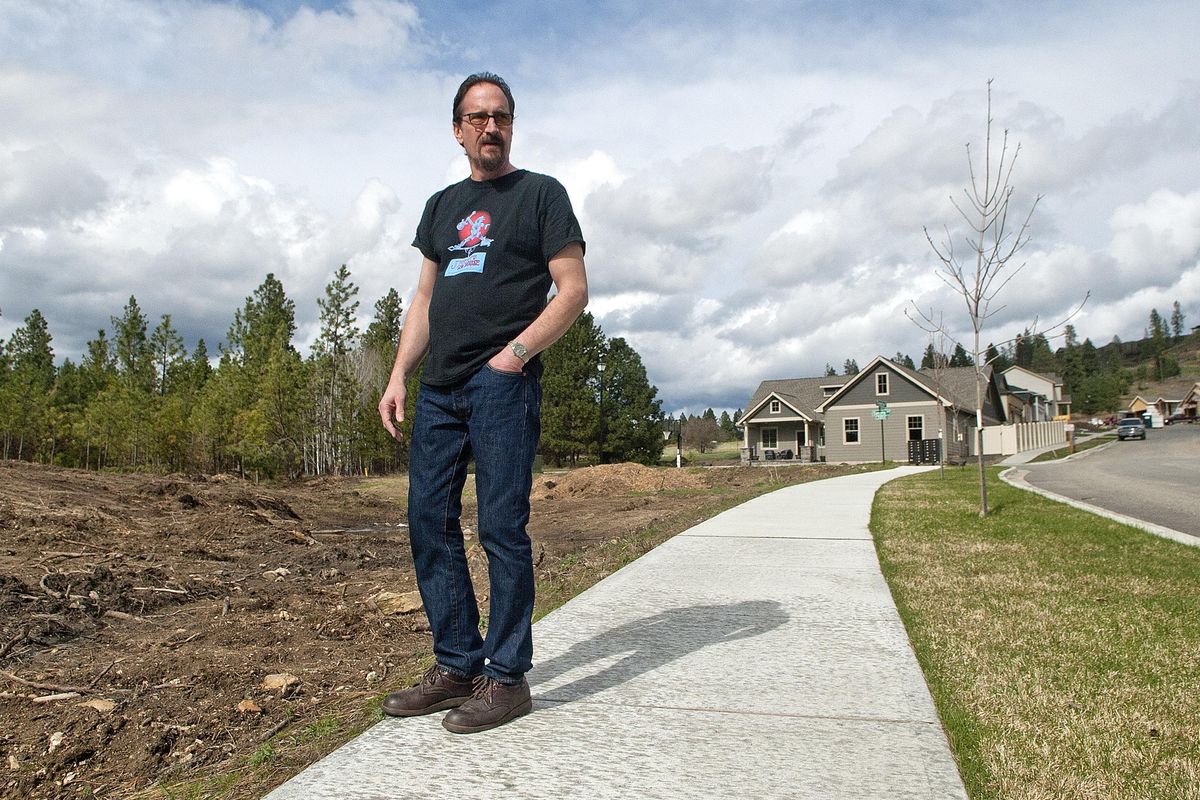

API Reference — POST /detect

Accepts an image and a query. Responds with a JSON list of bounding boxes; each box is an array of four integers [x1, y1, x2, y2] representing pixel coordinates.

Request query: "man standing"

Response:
[[377, 72, 587, 734]]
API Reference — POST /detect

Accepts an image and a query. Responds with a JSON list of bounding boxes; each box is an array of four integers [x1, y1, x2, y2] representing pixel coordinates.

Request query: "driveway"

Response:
[[1009, 423, 1198, 538]]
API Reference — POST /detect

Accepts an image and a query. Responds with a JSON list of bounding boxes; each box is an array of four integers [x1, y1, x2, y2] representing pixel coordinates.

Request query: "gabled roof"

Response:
[[1002, 364, 1062, 388], [744, 376, 847, 422], [816, 356, 1002, 422], [924, 364, 998, 412]]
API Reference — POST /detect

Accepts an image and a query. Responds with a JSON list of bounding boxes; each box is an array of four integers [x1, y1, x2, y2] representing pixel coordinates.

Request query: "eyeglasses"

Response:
[[459, 111, 514, 130]]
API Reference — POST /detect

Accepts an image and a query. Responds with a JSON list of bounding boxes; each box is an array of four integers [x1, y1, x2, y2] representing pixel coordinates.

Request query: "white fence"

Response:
[[980, 420, 1067, 456]]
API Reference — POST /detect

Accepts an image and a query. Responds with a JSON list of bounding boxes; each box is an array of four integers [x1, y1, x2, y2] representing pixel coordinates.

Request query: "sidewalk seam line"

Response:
[[532, 698, 935, 726]]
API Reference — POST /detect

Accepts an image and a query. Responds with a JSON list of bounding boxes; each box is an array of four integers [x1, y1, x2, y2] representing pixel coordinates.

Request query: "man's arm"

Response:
[[487, 242, 589, 372], [378, 257, 438, 441]]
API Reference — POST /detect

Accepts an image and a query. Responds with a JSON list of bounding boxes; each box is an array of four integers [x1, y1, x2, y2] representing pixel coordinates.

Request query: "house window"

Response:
[[876, 373, 889, 395], [844, 418, 860, 444], [761, 428, 778, 449], [907, 415, 924, 442], [770, 400, 780, 414], [822, 385, 838, 396]]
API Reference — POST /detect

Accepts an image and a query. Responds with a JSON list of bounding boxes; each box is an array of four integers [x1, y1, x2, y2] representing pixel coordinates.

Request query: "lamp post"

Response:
[[597, 361, 606, 465]]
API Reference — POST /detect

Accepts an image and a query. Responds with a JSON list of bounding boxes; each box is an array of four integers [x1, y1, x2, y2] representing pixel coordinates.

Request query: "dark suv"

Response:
[[1116, 418, 1146, 440]]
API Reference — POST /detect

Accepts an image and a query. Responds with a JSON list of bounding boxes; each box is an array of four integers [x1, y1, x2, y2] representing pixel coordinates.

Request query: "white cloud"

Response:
[[1, 0, 1199, 412]]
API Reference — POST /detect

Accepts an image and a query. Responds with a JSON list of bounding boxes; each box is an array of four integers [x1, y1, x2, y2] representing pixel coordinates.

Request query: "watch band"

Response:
[[508, 340, 530, 364]]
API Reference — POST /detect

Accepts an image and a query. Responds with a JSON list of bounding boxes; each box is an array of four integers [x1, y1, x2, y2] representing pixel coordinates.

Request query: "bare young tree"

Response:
[[908, 80, 1084, 516]]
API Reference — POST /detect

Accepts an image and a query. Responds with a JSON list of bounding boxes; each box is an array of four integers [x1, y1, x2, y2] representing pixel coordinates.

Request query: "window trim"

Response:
[[875, 372, 889, 396], [843, 417, 860, 445], [761, 427, 778, 449], [906, 414, 924, 442], [769, 399, 781, 414]]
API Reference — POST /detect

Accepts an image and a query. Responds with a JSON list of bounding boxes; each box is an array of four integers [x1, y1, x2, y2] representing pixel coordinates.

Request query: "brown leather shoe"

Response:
[[441, 676, 532, 734], [381, 665, 475, 717]]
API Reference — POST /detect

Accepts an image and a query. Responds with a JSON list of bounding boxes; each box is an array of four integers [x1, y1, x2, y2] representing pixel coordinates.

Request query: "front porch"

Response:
[[740, 444, 823, 464]]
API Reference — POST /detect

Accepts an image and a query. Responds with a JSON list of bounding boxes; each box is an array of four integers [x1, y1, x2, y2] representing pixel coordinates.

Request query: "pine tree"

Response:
[[226, 274, 298, 382], [920, 344, 941, 369], [312, 264, 361, 475], [949, 343, 974, 367], [1148, 308, 1171, 381], [541, 312, 604, 466], [1170, 301, 1185, 341], [361, 289, 409, 473], [984, 342, 1011, 372], [718, 410, 736, 439], [363, 289, 403, 355], [598, 337, 663, 465], [149, 314, 186, 396], [0, 310, 56, 459], [824, 363, 837, 377], [81, 330, 116, 399], [111, 296, 154, 394], [842, 358, 859, 375]]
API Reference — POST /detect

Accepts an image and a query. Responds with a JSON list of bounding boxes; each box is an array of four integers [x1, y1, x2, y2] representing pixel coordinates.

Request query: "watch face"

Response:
[[511, 342, 528, 359]]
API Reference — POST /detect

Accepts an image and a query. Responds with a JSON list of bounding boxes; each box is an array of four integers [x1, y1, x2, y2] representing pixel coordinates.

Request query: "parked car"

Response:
[[1165, 413, 1194, 425], [1116, 418, 1146, 440]]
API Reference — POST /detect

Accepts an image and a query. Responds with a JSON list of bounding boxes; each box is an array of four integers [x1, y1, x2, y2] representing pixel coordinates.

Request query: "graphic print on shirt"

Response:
[[446, 210, 492, 276]]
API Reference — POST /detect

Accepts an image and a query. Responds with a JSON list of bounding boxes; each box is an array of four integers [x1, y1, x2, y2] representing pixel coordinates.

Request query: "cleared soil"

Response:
[[0, 459, 874, 799]]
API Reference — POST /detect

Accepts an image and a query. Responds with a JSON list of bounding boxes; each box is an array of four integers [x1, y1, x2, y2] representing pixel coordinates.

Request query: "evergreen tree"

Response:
[[312, 264, 361, 475], [226, 273, 297, 381], [1149, 308, 1172, 381], [892, 351, 916, 369], [111, 296, 154, 393], [718, 410, 736, 439], [920, 344, 940, 369], [360, 289, 409, 473], [540, 312, 604, 466], [8, 309, 55, 390], [363, 289, 403, 356], [949, 343, 974, 367], [1170, 300, 1185, 341], [1026, 333, 1055, 373], [0, 310, 56, 459], [842, 358, 859, 376], [81, 330, 116, 399], [597, 337, 663, 465], [824, 363, 837, 377], [149, 314, 186, 396], [984, 342, 1012, 372], [184, 339, 213, 394]]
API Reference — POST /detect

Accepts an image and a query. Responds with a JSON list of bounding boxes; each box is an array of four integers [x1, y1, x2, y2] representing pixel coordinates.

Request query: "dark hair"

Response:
[[452, 72, 515, 122]]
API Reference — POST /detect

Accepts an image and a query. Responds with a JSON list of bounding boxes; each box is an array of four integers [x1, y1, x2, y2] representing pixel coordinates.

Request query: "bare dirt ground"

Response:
[[0, 459, 875, 799]]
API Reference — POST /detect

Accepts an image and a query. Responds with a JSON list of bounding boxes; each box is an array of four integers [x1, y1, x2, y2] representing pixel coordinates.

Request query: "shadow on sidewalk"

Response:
[[530, 600, 789, 703]]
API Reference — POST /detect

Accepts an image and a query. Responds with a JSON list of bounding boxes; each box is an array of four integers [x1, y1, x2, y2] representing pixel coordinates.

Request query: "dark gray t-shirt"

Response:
[[413, 169, 585, 386]]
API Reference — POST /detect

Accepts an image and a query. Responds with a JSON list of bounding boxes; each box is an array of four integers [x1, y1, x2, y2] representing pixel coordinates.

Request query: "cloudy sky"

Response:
[[3, 1, 1198, 413]]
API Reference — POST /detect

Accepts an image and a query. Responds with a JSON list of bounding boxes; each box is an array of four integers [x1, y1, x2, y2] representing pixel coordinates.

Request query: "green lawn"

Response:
[[1028, 432, 1116, 462], [871, 468, 1200, 800]]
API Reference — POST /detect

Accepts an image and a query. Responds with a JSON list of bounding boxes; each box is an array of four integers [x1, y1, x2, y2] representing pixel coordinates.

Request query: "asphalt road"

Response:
[[1014, 423, 1199, 538]]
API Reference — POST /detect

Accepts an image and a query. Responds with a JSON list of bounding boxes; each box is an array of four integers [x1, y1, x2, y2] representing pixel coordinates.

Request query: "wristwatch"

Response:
[[508, 340, 530, 364]]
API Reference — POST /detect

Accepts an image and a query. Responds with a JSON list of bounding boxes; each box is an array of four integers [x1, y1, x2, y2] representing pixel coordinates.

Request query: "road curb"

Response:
[[1000, 467, 1198, 549]]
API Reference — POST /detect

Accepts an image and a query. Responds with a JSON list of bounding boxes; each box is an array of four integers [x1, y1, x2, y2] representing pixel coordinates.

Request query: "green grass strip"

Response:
[[871, 467, 1200, 800]]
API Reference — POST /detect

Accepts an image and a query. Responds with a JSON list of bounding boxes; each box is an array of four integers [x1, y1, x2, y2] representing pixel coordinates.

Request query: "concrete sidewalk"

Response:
[[265, 466, 965, 800]]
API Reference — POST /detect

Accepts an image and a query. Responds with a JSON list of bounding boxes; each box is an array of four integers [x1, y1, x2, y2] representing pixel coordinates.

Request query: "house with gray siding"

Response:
[[741, 356, 1008, 464], [739, 376, 847, 462]]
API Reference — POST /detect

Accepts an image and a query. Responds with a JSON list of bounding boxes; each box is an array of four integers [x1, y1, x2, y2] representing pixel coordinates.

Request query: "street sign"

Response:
[[872, 409, 891, 420]]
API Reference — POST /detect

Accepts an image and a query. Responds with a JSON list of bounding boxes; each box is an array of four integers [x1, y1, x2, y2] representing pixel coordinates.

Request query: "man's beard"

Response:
[[474, 139, 506, 172]]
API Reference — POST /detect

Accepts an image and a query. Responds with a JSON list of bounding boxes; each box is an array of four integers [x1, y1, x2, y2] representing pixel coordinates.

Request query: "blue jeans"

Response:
[[407, 362, 541, 684]]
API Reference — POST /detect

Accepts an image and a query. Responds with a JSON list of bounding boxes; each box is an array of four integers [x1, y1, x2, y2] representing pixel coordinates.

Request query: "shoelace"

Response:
[[468, 674, 496, 700], [417, 664, 444, 687]]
